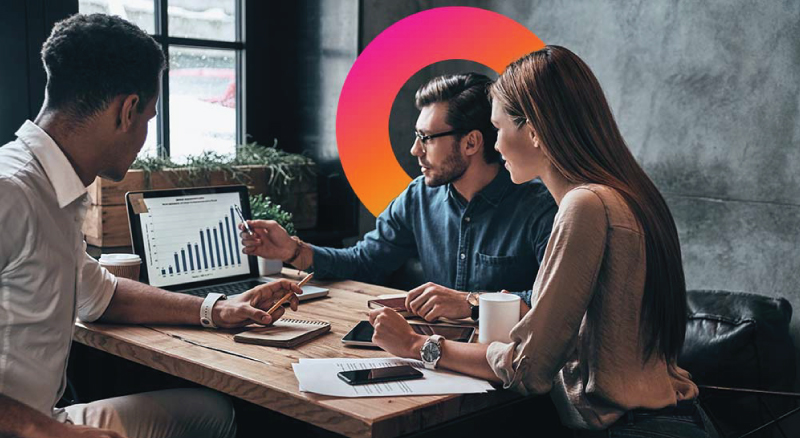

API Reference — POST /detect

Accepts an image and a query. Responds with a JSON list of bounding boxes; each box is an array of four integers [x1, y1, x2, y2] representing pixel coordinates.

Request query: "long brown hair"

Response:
[[490, 45, 686, 363]]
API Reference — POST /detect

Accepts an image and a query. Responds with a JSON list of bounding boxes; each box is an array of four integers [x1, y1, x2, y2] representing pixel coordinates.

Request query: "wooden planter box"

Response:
[[83, 165, 317, 247]]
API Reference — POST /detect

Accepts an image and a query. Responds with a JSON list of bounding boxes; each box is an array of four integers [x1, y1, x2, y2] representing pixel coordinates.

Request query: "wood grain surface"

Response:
[[73, 269, 520, 438]]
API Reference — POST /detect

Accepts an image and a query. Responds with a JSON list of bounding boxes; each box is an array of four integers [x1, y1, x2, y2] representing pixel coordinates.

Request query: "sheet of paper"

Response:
[[292, 357, 494, 397]]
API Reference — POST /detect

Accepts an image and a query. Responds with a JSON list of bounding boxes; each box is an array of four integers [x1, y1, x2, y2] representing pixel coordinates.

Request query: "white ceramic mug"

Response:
[[478, 293, 521, 344], [99, 253, 142, 281]]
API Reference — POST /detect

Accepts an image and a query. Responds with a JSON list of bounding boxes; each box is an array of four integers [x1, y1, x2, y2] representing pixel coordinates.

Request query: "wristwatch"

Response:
[[466, 292, 480, 321], [421, 334, 444, 369], [200, 293, 227, 328]]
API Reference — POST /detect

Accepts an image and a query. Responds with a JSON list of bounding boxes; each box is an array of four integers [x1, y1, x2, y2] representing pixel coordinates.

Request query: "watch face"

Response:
[[467, 293, 480, 307], [421, 341, 441, 362]]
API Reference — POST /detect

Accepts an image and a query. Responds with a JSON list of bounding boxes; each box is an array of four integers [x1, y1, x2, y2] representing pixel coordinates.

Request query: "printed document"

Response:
[[292, 357, 494, 397]]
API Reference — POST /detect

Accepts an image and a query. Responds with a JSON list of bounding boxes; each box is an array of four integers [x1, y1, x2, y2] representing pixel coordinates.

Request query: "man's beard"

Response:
[[423, 149, 468, 187]]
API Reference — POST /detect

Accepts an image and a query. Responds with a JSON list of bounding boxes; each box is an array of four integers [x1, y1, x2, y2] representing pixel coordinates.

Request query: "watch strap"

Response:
[[467, 292, 480, 321], [201, 293, 227, 328]]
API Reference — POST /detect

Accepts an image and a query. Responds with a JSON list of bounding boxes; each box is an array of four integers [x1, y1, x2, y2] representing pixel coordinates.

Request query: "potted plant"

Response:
[[83, 141, 317, 247], [249, 193, 296, 276]]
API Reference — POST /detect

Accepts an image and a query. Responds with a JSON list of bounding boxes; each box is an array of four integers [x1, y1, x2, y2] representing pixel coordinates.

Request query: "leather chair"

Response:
[[679, 290, 799, 438]]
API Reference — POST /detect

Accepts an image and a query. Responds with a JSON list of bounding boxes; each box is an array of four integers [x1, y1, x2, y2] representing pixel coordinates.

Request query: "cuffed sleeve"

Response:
[[486, 188, 608, 394], [487, 341, 532, 393], [76, 249, 117, 322]]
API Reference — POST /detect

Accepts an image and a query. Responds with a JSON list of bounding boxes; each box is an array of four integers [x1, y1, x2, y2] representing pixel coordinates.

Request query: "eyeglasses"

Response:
[[414, 130, 459, 145]]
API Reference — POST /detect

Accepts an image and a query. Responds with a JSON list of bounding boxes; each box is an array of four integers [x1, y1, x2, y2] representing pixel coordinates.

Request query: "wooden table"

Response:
[[73, 269, 522, 438]]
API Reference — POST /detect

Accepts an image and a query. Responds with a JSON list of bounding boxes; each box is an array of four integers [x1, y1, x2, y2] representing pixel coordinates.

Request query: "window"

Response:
[[78, 0, 244, 162]]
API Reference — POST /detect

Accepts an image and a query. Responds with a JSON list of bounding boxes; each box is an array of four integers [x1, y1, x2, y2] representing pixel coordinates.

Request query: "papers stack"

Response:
[[292, 357, 495, 397]]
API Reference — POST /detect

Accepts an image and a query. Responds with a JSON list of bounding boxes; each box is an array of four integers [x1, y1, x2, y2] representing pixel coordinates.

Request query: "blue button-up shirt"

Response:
[[311, 168, 557, 305]]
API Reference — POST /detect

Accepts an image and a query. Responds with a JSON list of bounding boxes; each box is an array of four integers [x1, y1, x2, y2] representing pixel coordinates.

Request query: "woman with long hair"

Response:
[[370, 46, 717, 437]]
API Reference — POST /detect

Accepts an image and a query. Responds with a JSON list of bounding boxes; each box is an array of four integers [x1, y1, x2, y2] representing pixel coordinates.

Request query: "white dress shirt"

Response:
[[0, 120, 117, 420]]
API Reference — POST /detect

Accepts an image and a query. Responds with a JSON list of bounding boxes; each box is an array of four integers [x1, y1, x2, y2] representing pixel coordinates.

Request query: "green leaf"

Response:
[[248, 194, 295, 236], [130, 140, 315, 196]]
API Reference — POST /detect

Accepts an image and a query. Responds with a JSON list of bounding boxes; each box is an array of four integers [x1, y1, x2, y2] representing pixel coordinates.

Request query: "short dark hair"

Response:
[[415, 73, 499, 163], [41, 13, 166, 119]]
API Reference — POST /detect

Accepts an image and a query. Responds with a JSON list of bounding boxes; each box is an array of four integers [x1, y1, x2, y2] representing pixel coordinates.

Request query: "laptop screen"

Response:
[[126, 186, 256, 289]]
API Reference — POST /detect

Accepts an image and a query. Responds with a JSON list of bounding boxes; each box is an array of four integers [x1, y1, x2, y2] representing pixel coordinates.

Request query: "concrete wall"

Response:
[[360, 1, 800, 345], [0, 1, 76, 144], [246, 1, 362, 245]]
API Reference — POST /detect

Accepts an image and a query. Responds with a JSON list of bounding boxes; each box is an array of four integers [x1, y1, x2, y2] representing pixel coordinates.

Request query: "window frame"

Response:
[[152, 0, 246, 157]]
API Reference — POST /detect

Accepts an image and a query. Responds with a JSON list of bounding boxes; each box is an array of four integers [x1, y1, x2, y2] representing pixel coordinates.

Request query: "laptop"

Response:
[[125, 185, 328, 301]]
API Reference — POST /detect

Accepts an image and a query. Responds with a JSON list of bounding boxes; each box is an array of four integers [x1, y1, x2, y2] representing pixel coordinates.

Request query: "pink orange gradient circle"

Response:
[[336, 7, 544, 216]]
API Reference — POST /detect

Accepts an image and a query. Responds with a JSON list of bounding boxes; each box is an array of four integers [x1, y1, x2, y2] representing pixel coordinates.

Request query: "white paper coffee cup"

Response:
[[258, 257, 283, 276], [478, 293, 521, 344], [99, 254, 141, 281]]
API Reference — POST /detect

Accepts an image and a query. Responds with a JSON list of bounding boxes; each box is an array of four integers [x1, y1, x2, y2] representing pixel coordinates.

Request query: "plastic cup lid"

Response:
[[99, 253, 141, 266]]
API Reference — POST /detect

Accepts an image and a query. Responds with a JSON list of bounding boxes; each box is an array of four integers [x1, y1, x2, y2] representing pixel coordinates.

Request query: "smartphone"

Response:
[[337, 365, 424, 385]]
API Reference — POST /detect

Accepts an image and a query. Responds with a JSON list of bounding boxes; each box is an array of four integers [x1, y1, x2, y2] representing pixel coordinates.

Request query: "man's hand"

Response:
[[239, 220, 295, 261], [369, 308, 426, 358], [405, 282, 471, 321], [212, 279, 302, 327]]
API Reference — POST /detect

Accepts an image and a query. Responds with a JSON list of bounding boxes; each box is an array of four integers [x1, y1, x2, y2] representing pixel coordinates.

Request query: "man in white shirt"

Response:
[[0, 14, 301, 438]]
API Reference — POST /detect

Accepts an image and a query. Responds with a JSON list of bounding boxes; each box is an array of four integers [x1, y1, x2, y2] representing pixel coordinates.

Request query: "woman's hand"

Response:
[[369, 308, 427, 358]]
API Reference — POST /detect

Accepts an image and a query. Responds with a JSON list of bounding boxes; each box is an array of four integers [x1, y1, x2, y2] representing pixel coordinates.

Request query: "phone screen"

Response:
[[337, 365, 423, 385]]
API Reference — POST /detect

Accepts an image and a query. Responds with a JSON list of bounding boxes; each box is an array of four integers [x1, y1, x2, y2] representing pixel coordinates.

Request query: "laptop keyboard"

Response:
[[180, 279, 266, 297]]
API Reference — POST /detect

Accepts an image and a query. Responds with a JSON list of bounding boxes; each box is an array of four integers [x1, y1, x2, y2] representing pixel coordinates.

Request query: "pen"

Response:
[[266, 273, 314, 315], [234, 204, 254, 235]]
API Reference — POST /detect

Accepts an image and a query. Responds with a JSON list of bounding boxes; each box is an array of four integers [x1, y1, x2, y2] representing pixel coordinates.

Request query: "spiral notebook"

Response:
[[233, 318, 331, 348]]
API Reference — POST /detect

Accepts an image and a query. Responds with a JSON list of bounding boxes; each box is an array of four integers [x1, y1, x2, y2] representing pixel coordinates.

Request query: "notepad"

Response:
[[233, 318, 331, 348]]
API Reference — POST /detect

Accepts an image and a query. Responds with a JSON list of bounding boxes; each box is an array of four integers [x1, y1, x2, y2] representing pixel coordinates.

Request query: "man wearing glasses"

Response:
[[242, 73, 557, 321]]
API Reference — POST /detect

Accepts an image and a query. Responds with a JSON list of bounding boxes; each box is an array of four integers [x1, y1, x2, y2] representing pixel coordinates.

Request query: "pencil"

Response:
[[266, 272, 314, 315]]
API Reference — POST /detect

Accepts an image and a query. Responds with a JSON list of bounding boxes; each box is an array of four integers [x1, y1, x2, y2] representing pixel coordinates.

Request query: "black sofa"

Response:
[[679, 289, 798, 438]]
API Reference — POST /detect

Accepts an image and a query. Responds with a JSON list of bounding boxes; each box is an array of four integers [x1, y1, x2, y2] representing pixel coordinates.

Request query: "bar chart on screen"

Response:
[[137, 192, 251, 287]]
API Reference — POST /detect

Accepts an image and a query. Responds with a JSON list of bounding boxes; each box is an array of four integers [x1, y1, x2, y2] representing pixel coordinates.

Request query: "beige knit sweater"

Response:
[[486, 184, 698, 430]]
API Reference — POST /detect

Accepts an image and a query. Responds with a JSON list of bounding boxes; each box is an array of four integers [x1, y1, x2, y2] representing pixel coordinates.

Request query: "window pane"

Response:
[[169, 47, 236, 162], [78, 0, 155, 34], [138, 116, 159, 158], [168, 0, 235, 42]]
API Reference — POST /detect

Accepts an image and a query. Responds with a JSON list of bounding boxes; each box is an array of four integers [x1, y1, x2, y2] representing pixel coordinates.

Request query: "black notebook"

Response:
[[233, 318, 331, 348]]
